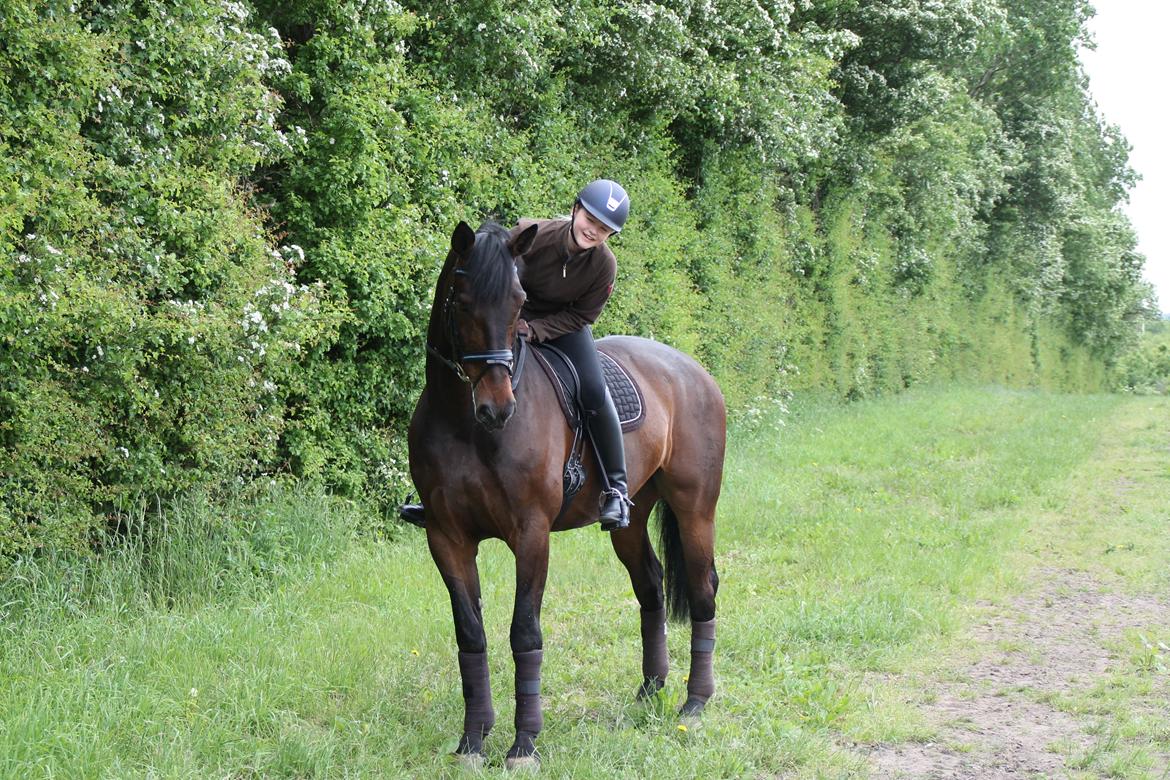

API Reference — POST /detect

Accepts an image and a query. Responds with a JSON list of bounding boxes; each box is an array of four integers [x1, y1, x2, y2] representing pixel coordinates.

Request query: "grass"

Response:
[[2, 385, 1166, 778], [1014, 396, 1170, 778]]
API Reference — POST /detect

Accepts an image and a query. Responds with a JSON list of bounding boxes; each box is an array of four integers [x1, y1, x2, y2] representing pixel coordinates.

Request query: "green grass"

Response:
[[2, 386, 1166, 778], [1015, 397, 1170, 778]]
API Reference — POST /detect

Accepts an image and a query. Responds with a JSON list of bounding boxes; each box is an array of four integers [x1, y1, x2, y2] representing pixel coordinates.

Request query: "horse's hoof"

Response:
[[451, 751, 486, 770], [504, 754, 540, 772], [636, 676, 665, 701], [679, 696, 707, 721]]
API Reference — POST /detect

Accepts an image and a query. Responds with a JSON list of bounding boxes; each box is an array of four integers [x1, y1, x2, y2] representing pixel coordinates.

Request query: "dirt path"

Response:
[[863, 398, 1170, 779], [866, 568, 1168, 778]]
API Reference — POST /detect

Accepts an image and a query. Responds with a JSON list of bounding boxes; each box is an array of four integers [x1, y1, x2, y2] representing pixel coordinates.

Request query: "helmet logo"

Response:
[[605, 184, 628, 212]]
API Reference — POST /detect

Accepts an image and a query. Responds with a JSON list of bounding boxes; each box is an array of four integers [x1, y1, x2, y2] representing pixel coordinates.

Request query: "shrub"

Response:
[[1, 0, 334, 554]]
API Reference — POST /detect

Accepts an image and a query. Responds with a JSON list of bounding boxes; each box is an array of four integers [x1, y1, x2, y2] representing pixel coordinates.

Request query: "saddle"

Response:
[[530, 343, 645, 432], [518, 339, 646, 501]]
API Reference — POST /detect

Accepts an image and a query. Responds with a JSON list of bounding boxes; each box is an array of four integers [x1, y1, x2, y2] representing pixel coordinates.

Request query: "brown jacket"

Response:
[[509, 218, 616, 343]]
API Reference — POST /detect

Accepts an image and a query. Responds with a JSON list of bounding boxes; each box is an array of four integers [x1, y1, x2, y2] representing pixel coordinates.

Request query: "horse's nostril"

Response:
[[475, 404, 498, 427]]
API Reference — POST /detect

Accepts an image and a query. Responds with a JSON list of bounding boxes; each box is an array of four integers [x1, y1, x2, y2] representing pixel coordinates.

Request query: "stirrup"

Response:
[[598, 489, 632, 532]]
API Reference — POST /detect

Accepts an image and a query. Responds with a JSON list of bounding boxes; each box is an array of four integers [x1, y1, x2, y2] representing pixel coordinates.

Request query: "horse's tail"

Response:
[[656, 501, 690, 623]]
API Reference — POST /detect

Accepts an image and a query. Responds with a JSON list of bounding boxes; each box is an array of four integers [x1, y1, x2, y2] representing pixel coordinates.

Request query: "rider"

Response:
[[401, 178, 633, 531]]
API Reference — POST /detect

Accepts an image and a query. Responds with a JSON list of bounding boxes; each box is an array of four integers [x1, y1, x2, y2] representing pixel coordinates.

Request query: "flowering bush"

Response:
[[1, 0, 334, 554]]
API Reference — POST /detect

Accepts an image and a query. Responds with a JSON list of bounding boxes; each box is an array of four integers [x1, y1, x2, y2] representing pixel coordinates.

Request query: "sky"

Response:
[[1080, 2, 1170, 315]]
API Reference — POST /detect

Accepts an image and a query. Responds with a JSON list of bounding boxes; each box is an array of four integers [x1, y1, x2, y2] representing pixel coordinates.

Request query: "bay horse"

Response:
[[407, 220, 725, 769]]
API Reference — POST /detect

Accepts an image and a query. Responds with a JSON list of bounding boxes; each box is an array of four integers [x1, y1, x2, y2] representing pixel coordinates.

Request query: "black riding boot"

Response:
[[588, 390, 631, 531], [399, 499, 426, 528]]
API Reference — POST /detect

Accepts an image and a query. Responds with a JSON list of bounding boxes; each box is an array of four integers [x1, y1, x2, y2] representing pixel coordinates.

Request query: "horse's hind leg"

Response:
[[674, 500, 718, 718], [611, 482, 669, 700], [655, 482, 720, 718], [426, 528, 493, 765]]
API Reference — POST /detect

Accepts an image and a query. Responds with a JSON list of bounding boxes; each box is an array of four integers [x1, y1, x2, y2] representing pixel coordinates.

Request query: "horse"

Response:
[[407, 220, 725, 769]]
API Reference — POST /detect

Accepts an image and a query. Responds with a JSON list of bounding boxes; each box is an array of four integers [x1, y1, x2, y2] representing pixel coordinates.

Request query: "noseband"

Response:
[[427, 268, 517, 388]]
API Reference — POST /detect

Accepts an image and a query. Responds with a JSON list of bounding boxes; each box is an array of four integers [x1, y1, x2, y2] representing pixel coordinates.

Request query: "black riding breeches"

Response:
[[544, 326, 606, 413]]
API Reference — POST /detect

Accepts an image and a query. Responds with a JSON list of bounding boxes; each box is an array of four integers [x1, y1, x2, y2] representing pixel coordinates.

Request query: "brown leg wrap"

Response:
[[457, 651, 495, 746], [513, 649, 543, 738], [686, 618, 716, 704], [640, 607, 669, 684]]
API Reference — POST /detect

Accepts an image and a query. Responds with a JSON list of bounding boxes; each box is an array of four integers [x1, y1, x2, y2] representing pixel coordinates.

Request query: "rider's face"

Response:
[[570, 204, 615, 251]]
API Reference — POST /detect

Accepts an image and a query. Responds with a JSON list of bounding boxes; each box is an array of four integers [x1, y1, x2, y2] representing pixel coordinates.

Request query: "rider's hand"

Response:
[[517, 319, 531, 340]]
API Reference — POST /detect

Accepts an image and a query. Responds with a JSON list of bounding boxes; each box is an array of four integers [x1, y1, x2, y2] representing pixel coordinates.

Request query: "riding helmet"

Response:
[[576, 178, 629, 233]]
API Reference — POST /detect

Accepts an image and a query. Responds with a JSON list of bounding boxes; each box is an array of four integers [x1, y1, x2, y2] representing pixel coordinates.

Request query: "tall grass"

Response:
[[0, 386, 1142, 778], [1, 485, 369, 779], [3, 486, 362, 622]]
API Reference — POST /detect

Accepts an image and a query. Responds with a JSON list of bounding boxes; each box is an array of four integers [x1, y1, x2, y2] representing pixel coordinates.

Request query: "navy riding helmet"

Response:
[[576, 179, 630, 233]]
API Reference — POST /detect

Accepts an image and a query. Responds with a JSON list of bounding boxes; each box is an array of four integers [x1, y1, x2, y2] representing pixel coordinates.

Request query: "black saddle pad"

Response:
[[600, 351, 644, 431], [530, 343, 646, 433]]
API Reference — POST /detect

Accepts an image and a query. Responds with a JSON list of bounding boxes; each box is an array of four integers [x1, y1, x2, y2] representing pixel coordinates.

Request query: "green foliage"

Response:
[[1, 0, 1153, 556], [956, 0, 1145, 356], [1112, 325, 1170, 394], [247, 0, 564, 510], [799, 0, 999, 136], [1, 0, 334, 554]]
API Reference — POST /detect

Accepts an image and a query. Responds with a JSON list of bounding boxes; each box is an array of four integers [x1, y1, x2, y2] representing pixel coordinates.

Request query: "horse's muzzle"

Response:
[[475, 399, 515, 431], [471, 367, 517, 431]]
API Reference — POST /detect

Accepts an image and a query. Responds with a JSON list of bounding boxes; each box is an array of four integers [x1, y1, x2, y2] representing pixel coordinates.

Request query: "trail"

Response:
[[867, 571, 1168, 778], [864, 398, 1170, 779]]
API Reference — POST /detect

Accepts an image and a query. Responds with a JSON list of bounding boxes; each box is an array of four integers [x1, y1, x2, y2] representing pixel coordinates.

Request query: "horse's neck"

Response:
[[426, 258, 455, 351], [422, 345, 471, 412], [424, 253, 463, 375]]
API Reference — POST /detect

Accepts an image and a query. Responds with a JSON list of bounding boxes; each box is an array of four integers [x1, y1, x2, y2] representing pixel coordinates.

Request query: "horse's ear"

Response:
[[508, 223, 539, 258], [451, 221, 476, 258]]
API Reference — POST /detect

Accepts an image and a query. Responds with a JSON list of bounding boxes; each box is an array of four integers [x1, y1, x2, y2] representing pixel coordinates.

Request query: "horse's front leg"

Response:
[[504, 527, 550, 771], [426, 527, 494, 766]]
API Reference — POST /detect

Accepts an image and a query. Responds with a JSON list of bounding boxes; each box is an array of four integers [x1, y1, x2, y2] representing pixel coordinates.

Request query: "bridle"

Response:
[[427, 268, 519, 389]]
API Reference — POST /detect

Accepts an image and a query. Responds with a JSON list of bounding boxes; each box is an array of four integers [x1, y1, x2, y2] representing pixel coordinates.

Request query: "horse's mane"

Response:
[[460, 222, 517, 305]]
